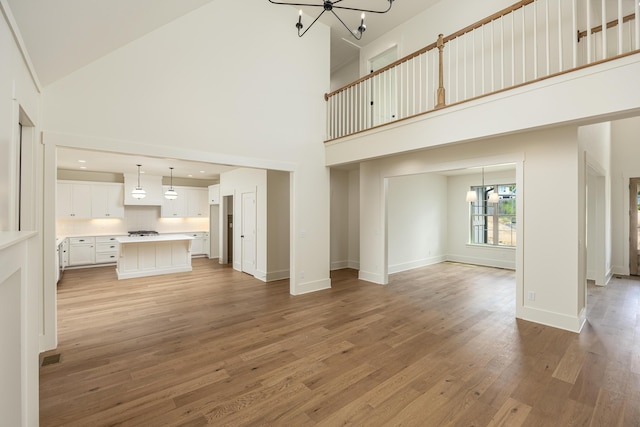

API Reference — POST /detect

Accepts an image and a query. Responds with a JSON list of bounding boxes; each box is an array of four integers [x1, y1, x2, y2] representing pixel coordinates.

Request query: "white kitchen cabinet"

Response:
[[187, 188, 209, 218], [95, 236, 121, 264], [161, 187, 209, 218], [91, 183, 125, 218], [202, 232, 210, 257], [57, 182, 92, 218], [208, 184, 220, 205], [68, 237, 95, 266], [161, 186, 188, 218]]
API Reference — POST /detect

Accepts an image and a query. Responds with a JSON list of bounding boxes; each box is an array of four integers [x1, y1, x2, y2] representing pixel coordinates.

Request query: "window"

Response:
[[469, 184, 516, 247]]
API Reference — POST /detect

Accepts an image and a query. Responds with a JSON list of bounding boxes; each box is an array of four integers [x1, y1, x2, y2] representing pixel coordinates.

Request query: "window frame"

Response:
[[468, 183, 516, 247]]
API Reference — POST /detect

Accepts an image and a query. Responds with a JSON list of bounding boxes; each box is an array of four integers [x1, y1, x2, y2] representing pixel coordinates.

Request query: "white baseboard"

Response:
[[292, 277, 331, 295], [446, 254, 515, 270], [516, 305, 584, 333], [331, 260, 360, 271], [388, 255, 446, 274], [358, 270, 385, 285], [330, 260, 348, 271], [266, 269, 289, 282]]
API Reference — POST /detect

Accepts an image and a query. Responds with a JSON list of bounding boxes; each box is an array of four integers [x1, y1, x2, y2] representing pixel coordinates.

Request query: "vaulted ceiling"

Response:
[[6, 0, 441, 87]]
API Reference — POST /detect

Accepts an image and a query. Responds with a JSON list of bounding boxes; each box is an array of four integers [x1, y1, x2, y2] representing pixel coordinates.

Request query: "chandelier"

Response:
[[268, 0, 395, 40]]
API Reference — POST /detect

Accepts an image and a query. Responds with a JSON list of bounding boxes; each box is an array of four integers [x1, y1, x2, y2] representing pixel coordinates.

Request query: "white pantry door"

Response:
[[241, 192, 257, 276]]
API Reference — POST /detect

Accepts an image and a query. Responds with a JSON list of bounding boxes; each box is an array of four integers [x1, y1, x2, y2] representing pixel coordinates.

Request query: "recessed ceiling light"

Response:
[[199, 171, 205, 174], [80, 166, 87, 169], [78, 160, 86, 163], [140, 170, 145, 174], [188, 174, 193, 177]]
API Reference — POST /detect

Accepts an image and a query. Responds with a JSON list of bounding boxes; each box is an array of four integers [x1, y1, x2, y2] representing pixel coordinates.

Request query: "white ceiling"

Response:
[[8, 0, 440, 176], [57, 147, 236, 180], [6, 0, 441, 86]]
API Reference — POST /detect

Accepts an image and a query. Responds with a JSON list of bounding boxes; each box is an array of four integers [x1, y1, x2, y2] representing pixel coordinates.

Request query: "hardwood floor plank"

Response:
[[40, 260, 640, 426]]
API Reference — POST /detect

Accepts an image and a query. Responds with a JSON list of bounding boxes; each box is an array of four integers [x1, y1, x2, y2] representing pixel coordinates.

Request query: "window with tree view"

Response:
[[469, 184, 516, 247]]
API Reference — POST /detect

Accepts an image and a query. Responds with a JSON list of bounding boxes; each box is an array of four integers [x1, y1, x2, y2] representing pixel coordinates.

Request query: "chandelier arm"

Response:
[[267, 0, 325, 7], [333, 2, 394, 14], [298, 9, 327, 37], [330, 9, 363, 40]]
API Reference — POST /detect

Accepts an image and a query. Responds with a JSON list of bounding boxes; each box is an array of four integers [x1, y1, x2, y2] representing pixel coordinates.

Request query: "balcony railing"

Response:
[[325, 0, 640, 141]]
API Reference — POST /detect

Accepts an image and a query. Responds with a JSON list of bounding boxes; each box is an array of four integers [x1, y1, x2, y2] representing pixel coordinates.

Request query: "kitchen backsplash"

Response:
[[57, 206, 210, 237]]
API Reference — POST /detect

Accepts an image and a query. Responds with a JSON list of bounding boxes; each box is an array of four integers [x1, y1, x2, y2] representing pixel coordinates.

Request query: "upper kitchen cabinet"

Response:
[[161, 187, 209, 218], [57, 182, 92, 218], [91, 183, 125, 218], [161, 186, 188, 218], [208, 184, 220, 205], [187, 188, 209, 218], [123, 173, 163, 206]]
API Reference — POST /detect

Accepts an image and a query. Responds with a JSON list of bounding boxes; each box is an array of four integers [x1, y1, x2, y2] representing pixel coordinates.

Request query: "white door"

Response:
[[369, 46, 398, 127], [241, 192, 257, 275]]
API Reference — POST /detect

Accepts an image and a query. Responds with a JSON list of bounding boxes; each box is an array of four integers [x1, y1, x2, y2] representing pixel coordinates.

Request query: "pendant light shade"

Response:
[[465, 190, 478, 203], [132, 164, 146, 200], [488, 190, 500, 204], [164, 167, 178, 200]]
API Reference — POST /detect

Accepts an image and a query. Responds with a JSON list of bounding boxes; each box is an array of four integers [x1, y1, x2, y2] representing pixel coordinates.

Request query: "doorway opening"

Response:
[[629, 178, 640, 275], [221, 195, 234, 265]]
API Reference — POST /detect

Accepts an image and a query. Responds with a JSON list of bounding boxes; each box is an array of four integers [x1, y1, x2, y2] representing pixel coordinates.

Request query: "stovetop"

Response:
[[128, 230, 159, 237]]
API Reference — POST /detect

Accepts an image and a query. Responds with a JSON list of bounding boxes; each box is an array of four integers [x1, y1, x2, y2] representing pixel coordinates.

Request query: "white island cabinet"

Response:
[[115, 234, 194, 280]]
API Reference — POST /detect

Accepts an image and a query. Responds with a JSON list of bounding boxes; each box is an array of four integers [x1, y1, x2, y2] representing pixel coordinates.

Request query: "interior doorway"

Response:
[[241, 191, 256, 275], [630, 178, 640, 275], [221, 195, 234, 265], [368, 45, 398, 127]]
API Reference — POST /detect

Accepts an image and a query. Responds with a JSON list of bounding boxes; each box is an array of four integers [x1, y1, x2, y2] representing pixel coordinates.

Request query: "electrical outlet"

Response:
[[300, 271, 305, 279], [527, 291, 535, 301]]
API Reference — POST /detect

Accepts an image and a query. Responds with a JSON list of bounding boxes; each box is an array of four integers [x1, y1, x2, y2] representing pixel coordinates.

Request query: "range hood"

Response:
[[123, 173, 163, 206]]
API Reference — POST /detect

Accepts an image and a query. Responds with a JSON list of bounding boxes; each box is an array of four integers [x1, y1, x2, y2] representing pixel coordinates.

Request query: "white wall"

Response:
[[347, 169, 360, 269], [1, 2, 42, 424], [611, 116, 640, 275], [267, 170, 290, 281], [220, 168, 267, 279], [447, 169, 517, 270], [330, 59, 359, 92], [387, 173, 448, 273], [578, 122, 611, 287], [330, 169, 349, 270], [359, 126, 585, 332], [40, 0, 331, 296], [330, 167, 361, 271]]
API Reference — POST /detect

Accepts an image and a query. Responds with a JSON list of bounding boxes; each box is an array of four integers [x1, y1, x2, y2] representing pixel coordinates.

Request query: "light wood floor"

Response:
[[40, 259, 640, 426]]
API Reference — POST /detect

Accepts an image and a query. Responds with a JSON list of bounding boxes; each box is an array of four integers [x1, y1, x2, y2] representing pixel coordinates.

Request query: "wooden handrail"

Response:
[[577, 13, 636, 42], [324, 48, 640, 143], [443, 0, 534, 43], [325, 0, 535, 101], [324, 40, 437, 100]]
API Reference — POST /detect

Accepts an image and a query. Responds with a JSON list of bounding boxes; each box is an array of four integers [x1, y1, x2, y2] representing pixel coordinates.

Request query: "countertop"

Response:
[[116, 234, 195, 244]]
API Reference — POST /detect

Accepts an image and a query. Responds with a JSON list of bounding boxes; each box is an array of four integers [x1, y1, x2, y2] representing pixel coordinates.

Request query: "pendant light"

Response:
[[164, 167, 178, 200], [488, 188, 500, 204], [131, 164, 146, 199]]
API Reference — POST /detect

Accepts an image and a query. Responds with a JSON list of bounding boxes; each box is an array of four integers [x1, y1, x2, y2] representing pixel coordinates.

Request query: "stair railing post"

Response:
[[436, 34, 446, 108]]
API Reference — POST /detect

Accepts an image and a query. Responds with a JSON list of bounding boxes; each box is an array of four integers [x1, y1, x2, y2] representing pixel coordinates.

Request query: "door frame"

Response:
[[630, 178, 640, 275], [240, 191, 257, 276]]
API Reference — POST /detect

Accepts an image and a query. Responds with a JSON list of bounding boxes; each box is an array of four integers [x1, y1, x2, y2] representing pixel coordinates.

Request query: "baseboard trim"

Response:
[[358, 270, 385, 285], [388, 256, 446, 274], [292, 278, 331, 295], [446, 254, 515, 270], [516, 305, 583, 333]]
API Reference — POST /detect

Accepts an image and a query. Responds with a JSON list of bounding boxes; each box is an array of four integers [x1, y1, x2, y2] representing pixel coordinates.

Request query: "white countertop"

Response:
[[116, 234, 194, 244]]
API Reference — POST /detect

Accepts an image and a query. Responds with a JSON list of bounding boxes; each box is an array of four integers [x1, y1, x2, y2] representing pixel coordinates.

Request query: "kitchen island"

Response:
[[115, 234, 194, 280]]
